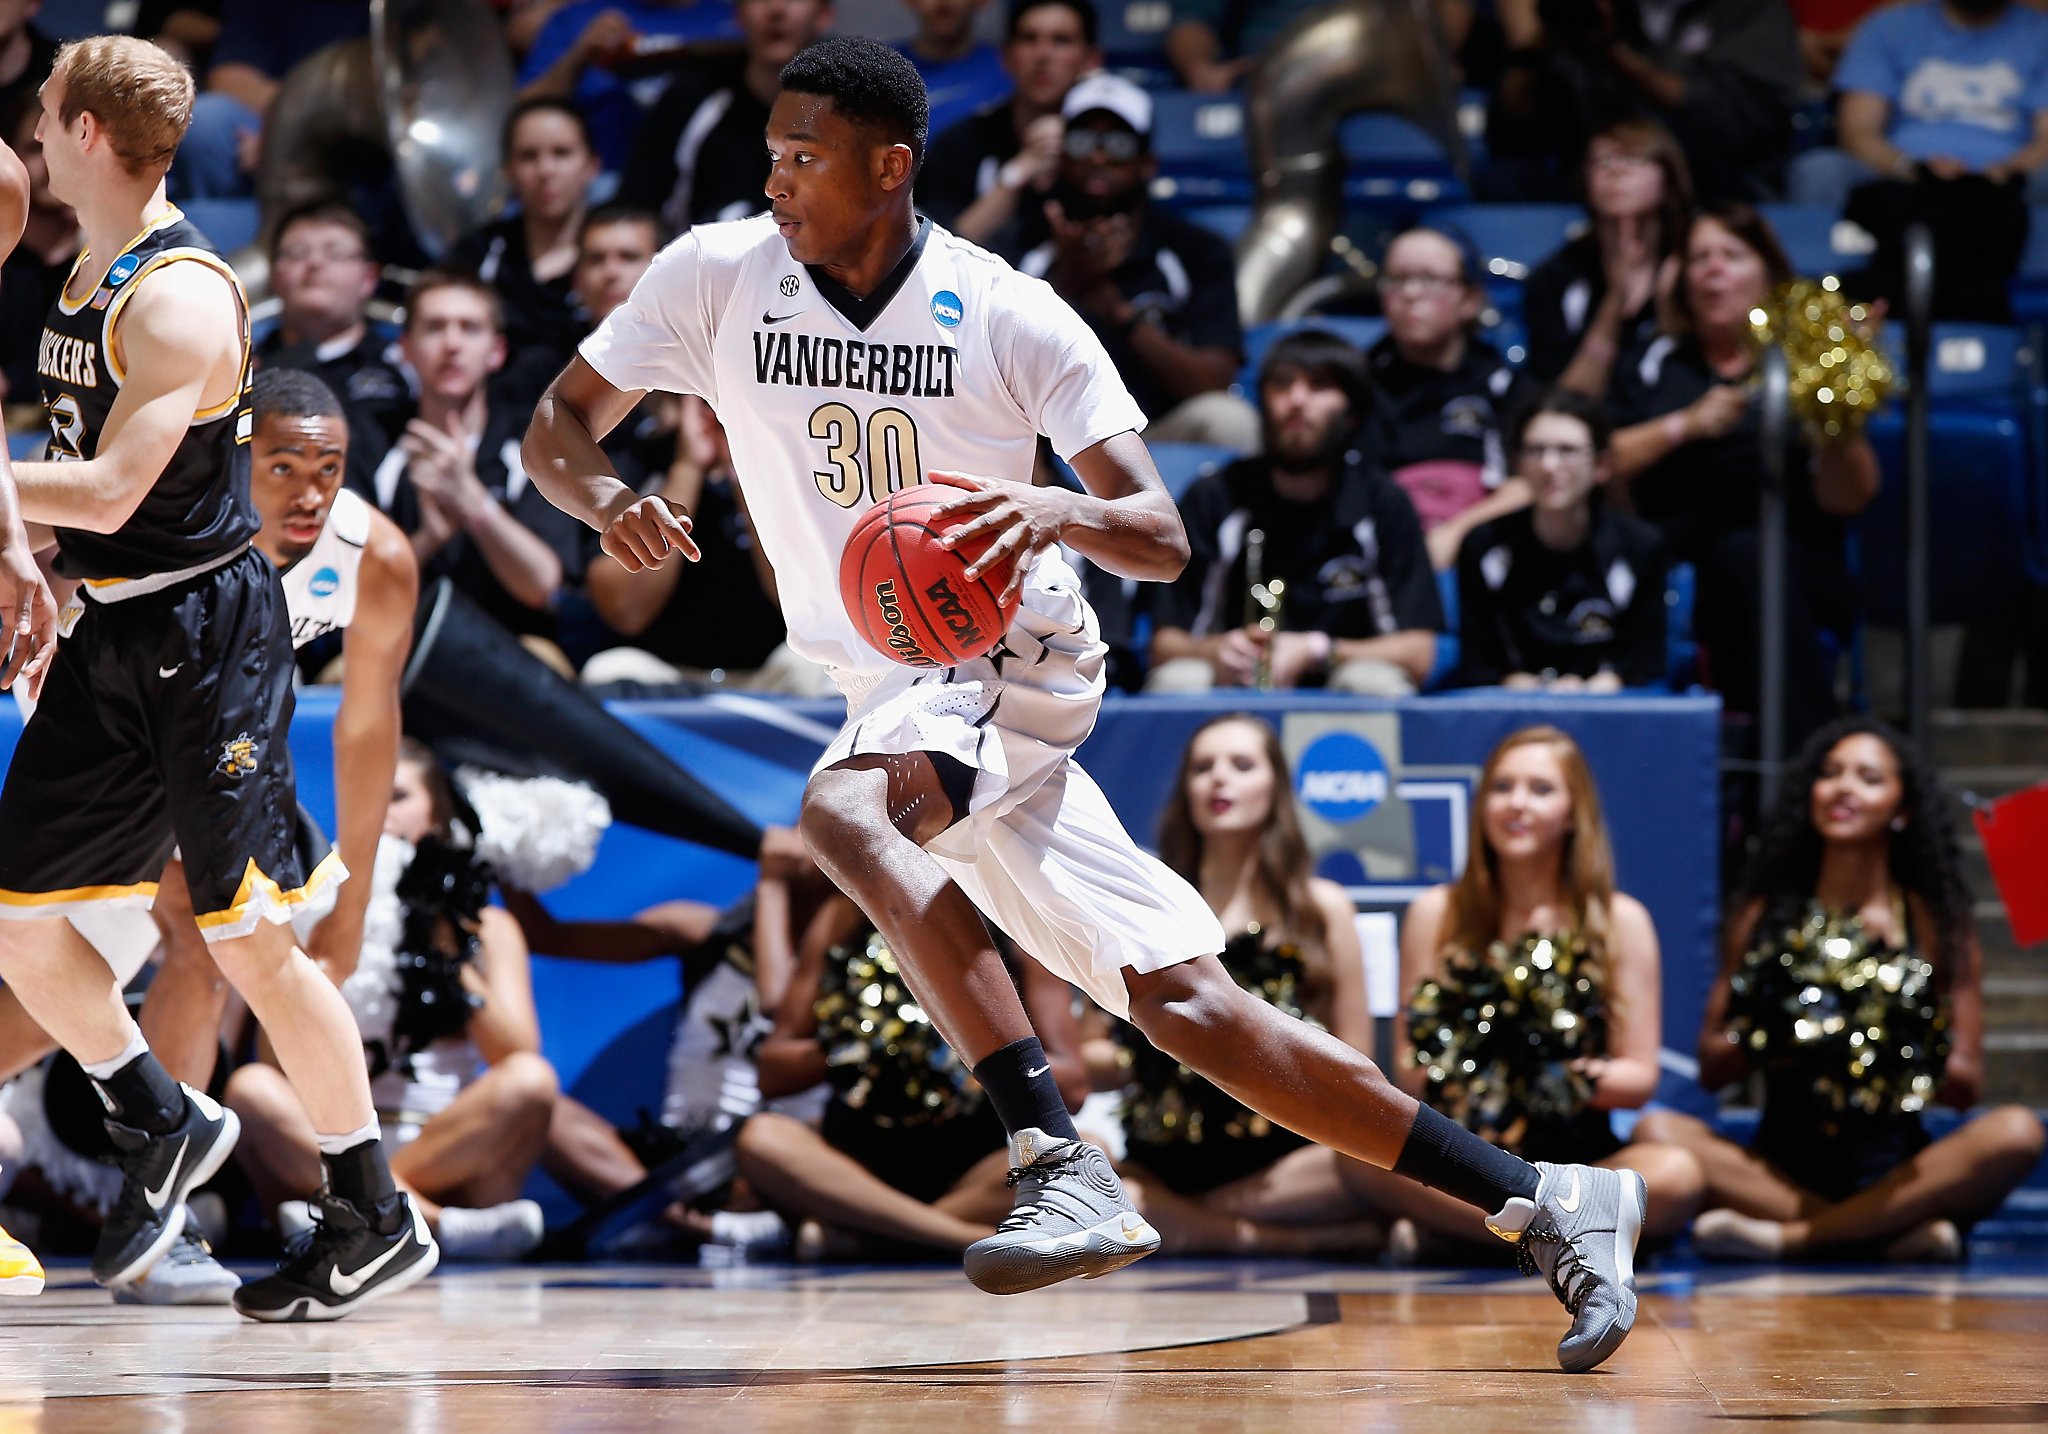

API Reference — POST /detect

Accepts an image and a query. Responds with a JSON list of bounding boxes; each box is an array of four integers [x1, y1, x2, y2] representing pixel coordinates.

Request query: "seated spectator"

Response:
[[255, 200, 410, 433], [1362, 225, 1537, 571], [499, 200, 663, 399], [1525, 117, 1693, 396], [1014, 73, 1256, 450], [580, 394, 834, 694], [1101, 715, 1382, 1258], [734, 897, 1080, 1261], [518, 0, 741, 172], [622, 0, 834, 233], [1792, 0, 2048, 210], [226, 741, 560, 1262], [1456, 390, 1667, 691], [1338, 727, 1704, 1254], [1166, 0, 1319, 92], [0, 95, 79, 413], [1485, 0, 1798, 203], [919, 0, 1097, 246], [450, 99, 603, 366], [508, 830, 827, 1231], [896, 0, 1009, 137], [174, 0, 369, 200], [1637, 719, 2045, 1262], [354, 270, 587, 659], [1148, 330, 1442, 696], [1607, 203, 1879, 741]]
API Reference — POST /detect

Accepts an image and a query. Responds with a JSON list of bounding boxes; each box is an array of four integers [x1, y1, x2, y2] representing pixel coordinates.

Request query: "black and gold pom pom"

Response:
[[813, 931, 983, 1129]]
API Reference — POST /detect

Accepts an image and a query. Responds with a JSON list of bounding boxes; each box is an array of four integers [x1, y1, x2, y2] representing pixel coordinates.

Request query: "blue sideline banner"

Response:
[[0, 689, 1722, 1122]]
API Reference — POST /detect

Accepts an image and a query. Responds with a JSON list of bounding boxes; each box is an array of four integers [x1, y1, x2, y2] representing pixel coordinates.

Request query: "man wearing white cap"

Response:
[[1015, 72, 1258, 450]]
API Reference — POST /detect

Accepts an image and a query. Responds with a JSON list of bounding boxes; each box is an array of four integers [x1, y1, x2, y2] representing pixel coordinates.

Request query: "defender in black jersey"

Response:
[[0, 36, 433, 1320]]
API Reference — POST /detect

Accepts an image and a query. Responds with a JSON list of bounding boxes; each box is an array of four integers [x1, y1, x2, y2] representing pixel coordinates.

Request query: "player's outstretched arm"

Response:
[[931, 431, 1189, 603], [524, 356, 699, 572], [14, 262, 238, 533], [307, 508, 418, 984]]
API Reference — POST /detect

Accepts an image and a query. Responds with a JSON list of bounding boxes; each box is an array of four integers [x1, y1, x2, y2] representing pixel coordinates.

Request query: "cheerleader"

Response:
[[225, 742, 560, 1261], [1636, 718, 2045, 1260], [1343, 726, 1703, 1252]]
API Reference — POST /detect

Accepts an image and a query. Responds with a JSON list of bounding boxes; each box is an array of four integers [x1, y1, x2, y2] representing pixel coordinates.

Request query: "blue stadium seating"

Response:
[[1420, 201, 1583, 332], [37, 0, 105, 40], [1096, 0, 1177, 83], [1758, 202, 1874, 281], [1147, 441, 1239, 500], [1176, 203, 1253, 245], [1149, 92, 1254, 205], [179, 197, 263, 257], [1239, 316, 1389, 390]]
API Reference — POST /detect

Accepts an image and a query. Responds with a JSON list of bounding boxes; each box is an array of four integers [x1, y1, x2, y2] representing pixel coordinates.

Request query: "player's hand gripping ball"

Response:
[[840, 482, 1020, 667]]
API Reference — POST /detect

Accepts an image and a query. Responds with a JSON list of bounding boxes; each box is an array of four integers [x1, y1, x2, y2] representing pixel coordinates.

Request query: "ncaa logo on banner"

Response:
[[1295, 732, 1389, 822]]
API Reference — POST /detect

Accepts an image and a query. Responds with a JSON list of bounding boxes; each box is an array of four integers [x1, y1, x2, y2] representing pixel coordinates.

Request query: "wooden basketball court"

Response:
[[3, 1257, 2045, 1429]]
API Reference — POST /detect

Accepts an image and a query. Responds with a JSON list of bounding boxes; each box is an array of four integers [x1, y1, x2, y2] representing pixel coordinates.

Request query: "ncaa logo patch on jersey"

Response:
[[107, 253, 143, 288], [931, 290, 963, 328], [308, 567, 340, 599]]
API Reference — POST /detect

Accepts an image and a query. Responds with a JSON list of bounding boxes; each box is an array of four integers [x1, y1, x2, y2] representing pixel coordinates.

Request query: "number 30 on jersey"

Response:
[[811, 403, 921, 508]]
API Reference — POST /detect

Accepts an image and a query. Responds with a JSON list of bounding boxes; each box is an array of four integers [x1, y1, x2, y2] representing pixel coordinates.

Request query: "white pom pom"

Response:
[[340, 834, 413, 1048], [457, 767, 613, 892]]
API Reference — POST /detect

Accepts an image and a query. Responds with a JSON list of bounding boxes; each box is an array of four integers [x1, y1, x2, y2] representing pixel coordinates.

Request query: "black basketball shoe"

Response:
[[94, 1085, 241, 1288], [233, 1191, 439, 1322]]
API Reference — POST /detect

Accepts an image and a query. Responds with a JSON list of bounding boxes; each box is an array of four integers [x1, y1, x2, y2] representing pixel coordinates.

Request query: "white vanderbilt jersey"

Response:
[[278, 487, 370, 649], [580, 215, 1148, 676]]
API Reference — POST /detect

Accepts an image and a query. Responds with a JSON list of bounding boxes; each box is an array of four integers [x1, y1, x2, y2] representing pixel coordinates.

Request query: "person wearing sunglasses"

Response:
[[1014, 72, 1257, 451]]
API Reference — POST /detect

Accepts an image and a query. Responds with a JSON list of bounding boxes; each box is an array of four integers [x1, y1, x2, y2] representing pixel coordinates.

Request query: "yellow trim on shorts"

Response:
[[0, 880, 159, 909], [193, 850, 347, 932]]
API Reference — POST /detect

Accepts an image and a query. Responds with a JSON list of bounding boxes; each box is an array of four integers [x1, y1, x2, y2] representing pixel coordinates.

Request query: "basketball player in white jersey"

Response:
[[527, 37, 1642, 1372]]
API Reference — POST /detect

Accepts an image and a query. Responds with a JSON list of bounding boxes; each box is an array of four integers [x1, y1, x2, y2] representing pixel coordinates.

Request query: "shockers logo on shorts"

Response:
[[216, 732, 261, 779]]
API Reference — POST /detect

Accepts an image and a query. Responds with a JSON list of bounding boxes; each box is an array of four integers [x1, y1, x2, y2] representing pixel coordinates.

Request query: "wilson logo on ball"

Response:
[[872, 579, 938, 666]]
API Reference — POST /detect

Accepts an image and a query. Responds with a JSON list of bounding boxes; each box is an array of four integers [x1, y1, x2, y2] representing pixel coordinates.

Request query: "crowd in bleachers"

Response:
[[0, 0, 2046, 1283]]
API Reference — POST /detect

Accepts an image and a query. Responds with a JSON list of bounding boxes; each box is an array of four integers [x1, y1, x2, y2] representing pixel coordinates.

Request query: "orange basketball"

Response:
[[840, 486, 1019, 667]]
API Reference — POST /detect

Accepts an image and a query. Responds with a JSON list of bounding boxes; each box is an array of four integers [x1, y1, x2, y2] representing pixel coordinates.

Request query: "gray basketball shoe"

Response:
[[1488, 1161, 1647, 1372], [963, 1129, 1160, 1295]]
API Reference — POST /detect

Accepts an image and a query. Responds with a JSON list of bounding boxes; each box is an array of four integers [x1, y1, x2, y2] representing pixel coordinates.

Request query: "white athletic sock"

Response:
[[80, 1028, 150, 1081], [437, 1200, 546, 1261], [314, 1119, 381, 1156], [708, 1209, 790, 1250]]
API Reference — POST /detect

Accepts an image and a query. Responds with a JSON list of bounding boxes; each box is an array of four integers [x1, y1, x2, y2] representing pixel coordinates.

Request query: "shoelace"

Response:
[[1517, 1221, 1594, 1315], [993, 1144, 1093, 1234]]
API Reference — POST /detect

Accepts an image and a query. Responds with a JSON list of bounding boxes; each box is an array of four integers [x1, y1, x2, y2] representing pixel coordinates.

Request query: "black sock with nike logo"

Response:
[[91, 1051, 185, 1136], [972, 1036, 1079, 1143], [1393, 1102, 1541, 1212]]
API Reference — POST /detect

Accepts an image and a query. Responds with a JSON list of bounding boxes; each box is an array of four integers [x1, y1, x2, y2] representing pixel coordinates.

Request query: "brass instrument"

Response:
[[1245, 529, 1287, 692]]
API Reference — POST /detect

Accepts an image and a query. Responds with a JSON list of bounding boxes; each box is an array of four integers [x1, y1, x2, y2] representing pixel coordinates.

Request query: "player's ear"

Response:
[[878, 142, 914, 193]]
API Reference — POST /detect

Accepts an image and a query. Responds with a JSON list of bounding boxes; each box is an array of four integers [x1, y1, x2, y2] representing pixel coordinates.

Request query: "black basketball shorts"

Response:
[[0, 547, 343, 940]]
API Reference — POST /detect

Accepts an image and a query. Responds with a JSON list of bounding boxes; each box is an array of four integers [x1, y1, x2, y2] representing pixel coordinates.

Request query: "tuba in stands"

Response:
[[1236, 0, 1466, 325]]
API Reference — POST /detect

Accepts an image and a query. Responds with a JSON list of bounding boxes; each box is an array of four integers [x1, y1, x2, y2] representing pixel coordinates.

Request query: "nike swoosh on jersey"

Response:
[[327, 1231, 415, 1297], [143, 1137, 189, 1212], [761, 310, 804, 325]]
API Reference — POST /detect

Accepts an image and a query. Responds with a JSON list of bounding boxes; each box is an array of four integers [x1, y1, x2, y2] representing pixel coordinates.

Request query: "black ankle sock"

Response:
[[1393, 1103, 1540, 1213], [92, 1051, 184, 1135], [323, 1138, 399, 1212], [971, 1036, 1077, 1143]]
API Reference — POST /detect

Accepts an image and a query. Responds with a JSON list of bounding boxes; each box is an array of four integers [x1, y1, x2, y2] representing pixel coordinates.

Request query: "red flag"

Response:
[[1973, 782, 2048, 948]]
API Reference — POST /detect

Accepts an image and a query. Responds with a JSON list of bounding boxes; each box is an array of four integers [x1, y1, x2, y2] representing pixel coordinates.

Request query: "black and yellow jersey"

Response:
[[38, 205, 256, 584]]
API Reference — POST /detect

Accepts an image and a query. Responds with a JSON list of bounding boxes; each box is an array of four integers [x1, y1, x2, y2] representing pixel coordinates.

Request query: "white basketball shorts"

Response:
[[815, 555, 1223, 1017]]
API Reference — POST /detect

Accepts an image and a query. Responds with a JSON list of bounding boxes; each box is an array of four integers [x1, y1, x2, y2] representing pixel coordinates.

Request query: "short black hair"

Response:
[[252, 367, 345, 425], [502, 95, 594, 158], [1007, 0, 1097, 46], [271, 197, 374, 263], [1258, 328, 1370, 417], [780, 37, 929, 170], [578, 201, 661, 248], [1509, 386, 1613, 454]]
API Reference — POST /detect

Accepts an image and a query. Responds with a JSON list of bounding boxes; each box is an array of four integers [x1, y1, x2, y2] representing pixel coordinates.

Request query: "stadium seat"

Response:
[[1239, 316, 1389, 390], [37, 0, 106, 39], [1758, 202, 1875, 282], [1097, 0, 1176, 82], [1175, 203, 1253, 244], [1147, 441, 1239, 500], [1149, 92, 1254, 205], [179, 197, 263, 257]]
